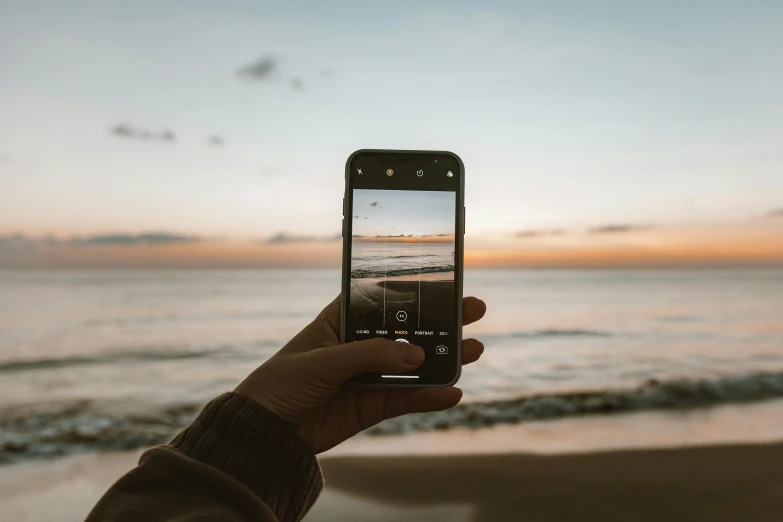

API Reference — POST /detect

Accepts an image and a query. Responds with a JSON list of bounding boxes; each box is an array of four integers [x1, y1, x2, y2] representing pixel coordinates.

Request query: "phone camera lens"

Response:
[[447, 171, 454, 178], [386, 168, 394, 176]]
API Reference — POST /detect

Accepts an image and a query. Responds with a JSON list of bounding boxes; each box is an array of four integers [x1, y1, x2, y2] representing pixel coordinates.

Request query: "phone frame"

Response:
[[340, 149, 465, 387]]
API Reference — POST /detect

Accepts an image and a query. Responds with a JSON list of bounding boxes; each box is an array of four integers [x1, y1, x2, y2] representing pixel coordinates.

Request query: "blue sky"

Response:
[[0, 1, 782, 266], [352, 189, 455, 237]]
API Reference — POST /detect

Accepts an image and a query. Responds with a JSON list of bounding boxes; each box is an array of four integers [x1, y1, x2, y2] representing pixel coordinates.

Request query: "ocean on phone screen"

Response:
[[1, 268, 783, 463], [351, 241, 455, 279]]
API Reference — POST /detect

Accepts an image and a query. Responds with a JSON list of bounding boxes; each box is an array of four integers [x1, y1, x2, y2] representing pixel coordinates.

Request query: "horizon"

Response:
[[2, 228, 783, 269]]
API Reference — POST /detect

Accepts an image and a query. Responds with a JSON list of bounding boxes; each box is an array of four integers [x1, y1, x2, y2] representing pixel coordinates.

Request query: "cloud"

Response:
[[588, 224, 655, 234], [0, 232, 200, 253], [237, 56, 277, 81], [69, 233, 201, 246], [767, 208, 783, 218], [290, 77, 304, 90], [0, 234, 37, 253], [110, 122, 175, 142], [266, 233, 317, 244], [263, 232, 341, 244], [515, 228, 567, 238], [207, 135, 224, 146]]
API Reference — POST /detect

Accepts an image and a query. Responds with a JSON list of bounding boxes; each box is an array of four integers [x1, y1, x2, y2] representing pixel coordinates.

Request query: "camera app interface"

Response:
[[348, 188, 456, 359]]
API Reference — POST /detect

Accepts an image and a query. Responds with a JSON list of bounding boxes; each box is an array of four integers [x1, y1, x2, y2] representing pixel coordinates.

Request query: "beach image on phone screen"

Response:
[[349, 189, 456, 332]]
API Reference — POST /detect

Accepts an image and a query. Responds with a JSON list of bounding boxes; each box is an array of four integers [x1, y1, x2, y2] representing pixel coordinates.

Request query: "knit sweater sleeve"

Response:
[[86, 393, 324, 522]]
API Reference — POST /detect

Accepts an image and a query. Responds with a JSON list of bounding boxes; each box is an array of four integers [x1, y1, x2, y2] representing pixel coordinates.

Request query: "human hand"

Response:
[[235, 295, 486, 454]]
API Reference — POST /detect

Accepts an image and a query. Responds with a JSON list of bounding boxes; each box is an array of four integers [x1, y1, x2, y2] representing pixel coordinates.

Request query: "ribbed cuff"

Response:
[[170, 392, 323, 522]]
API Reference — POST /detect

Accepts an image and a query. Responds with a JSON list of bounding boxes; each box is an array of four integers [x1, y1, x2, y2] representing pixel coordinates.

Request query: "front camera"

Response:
[[386, 168, 394, 176]]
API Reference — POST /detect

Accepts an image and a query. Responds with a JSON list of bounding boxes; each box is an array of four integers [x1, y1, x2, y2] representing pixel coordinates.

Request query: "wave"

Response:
[[353, 253, 442, 261], [80, 310, 307, 328], [506, 329, 612, 339], [475, 329, 614, 344], [366, 371, 783, 435], [0, 400, 202, 464], [0, 348, 221, 373], [351, 265, 454, 279], [0, 339, 284, 374], [3, 371, 783, 464]]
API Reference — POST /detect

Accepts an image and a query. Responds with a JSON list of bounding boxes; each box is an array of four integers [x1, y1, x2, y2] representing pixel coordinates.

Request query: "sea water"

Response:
[[1, 268, 782, 462]]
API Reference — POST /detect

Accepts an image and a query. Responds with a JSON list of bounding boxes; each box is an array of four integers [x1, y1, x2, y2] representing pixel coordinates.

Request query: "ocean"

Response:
[[350, 241, 455, 279], [1, 268, 782, 463]]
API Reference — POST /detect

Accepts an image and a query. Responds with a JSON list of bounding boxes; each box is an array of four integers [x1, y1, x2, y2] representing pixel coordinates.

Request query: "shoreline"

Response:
[[3, 402, 783, 521], [4, 383, 783, 466], [3, 442, 780, 522]]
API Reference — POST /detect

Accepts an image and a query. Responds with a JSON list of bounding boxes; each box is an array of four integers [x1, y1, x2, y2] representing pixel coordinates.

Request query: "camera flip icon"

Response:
[[435, 345, 448, 355]]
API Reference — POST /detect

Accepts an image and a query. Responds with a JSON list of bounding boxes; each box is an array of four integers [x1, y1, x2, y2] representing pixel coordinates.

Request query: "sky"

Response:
[[0, 0, 782, 267], [352, 189, 455, 239]]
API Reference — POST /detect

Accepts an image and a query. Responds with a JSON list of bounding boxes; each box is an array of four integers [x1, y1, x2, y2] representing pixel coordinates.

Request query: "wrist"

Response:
[[170, 392, 323, 522]]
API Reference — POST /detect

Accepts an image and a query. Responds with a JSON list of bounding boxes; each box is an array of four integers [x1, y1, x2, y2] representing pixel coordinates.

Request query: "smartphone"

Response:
[[341, 149, 465, 386]]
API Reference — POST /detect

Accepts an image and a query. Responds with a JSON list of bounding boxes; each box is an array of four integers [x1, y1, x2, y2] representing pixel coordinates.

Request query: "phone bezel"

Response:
[[340, 149, 465, 387]]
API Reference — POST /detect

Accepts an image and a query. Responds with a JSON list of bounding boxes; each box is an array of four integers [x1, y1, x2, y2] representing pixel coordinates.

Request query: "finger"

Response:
[[316, 295, 341, 336], [381, 387, 463, 423], [463, 297, 487, 326], [462, 338, 484, 365], [304, 338, 425, 384]]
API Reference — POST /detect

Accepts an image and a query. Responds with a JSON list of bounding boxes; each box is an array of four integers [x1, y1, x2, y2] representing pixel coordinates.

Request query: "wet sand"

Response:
[[4, 402, 783, 521], [3, 443, 781, 522], [314, 444, 783, 521], [350, 274, 455, 329]]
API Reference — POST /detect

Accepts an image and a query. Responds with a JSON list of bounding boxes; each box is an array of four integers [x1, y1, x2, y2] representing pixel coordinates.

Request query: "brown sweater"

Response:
[[86, 393, 324, 522]]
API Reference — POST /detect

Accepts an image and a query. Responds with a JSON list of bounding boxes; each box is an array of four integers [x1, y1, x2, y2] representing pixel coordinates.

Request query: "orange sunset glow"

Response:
[[3, 221, 781, 268], [354, 235, 456, 244]]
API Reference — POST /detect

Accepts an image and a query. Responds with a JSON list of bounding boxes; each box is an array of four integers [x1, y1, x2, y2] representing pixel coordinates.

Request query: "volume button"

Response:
[[341, 218, 344, 237], [463, 207, 466, 234], [343, 197, 345, 216]]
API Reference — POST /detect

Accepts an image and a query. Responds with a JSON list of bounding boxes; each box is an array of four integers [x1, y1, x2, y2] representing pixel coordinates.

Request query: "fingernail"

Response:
[[403, 344, 425, 366]]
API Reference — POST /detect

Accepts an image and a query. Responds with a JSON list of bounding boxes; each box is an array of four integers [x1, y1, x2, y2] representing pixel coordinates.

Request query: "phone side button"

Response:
[[463, 207, 466, 234], [341, 218, 344, 237]]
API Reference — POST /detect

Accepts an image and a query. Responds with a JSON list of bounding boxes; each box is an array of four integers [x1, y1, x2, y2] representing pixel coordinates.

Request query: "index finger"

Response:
[[462, 296, 487, 326]]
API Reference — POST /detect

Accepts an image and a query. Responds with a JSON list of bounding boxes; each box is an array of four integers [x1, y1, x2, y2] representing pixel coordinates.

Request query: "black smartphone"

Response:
[[341, 149, 465, 386]]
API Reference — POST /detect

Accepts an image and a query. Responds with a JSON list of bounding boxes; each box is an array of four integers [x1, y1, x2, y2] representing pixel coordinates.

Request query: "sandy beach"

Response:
[[3, 401, 783, 522], [350, 274, 455, 329], [315, 444, 783, 522], [2, 443, 781, 522]]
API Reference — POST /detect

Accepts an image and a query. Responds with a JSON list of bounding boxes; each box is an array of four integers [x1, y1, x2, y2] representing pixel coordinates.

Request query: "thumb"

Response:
[[303, 338, 425, 384]]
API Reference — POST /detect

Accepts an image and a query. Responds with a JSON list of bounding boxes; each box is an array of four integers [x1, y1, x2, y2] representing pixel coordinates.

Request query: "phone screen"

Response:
[[342, 151, 464, 385]]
